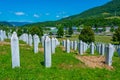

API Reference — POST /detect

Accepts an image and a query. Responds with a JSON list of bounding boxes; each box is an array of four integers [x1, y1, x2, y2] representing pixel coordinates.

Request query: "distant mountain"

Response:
[[9, 22, 31, 26], [0, 21, 13, 27], [21, 0, 120, 28], [62, 0, 120, 20]]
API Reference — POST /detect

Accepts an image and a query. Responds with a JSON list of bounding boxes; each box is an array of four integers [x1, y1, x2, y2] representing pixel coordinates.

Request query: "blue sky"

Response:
[[0, 0, 111, 22]]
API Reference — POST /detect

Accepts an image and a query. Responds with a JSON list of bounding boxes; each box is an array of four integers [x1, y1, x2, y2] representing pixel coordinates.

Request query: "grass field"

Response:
[[95, 35, 112, 43], [58, 35, 113, 43], [0, 39, 120, 80]]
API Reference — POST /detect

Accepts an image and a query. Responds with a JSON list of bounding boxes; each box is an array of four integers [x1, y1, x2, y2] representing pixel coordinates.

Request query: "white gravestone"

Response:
[[98, 44, 101, 54], [70, 41, 73, 49], [11, 32, 20, 68], [78, 40, 83, 55], [33, 34, 39, 53], [105, 44, 114, 66], [51, 37, 55, 54], [44, 36, 51, 67], [101, 44, 105, 55], [28, 34, 32, 46], [63, 40, 66, 48], [73, 40, 77, 51], [66, 39, 70, 53], [41, 36, 45, 47], [90, 42, 94, 55], [0, 30, 4, 41]]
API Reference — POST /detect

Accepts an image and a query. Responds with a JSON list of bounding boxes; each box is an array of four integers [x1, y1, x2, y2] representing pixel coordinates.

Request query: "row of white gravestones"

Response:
[[11, 32, 20, 68], [33, 34, 39, 53], [0, 30, 7, 41], [62, 39, 115, 66], [63, 40, 77, 51], [113, 45, 120, 53], [78, 41, 88, 55], [62, 40, 88, 55], [11, 32, 60, 68], [19, 33, 29, 44], [90, 43, 105, 55], [105, 44, 114, 66], [95, 43, 105, 55]]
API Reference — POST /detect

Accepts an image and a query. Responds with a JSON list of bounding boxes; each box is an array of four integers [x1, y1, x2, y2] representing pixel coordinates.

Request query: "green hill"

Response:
[[0, 22, 13, 27], [22, 0, 120, 28], [62, 0, 120, 20]]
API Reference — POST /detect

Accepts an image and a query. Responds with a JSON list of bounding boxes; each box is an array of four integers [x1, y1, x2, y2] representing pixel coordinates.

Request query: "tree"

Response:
[[29, 26, 43, 37], [68, 26, 73, 35], [95, 27, 99, 33], [17, 28, 23, 37], [77, 26, 80, 32], [102, 27, 106, 32], [112, 27, 120, 43], [79, 27, 95, 43], [57, 26, 64, 37], [110, 26, 115, 32]]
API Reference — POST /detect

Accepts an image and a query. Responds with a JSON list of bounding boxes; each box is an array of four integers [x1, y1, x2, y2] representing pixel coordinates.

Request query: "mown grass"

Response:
[[95, 35, 112, 43], [58, 35, 113, 43], [0, 40, 120, 80]]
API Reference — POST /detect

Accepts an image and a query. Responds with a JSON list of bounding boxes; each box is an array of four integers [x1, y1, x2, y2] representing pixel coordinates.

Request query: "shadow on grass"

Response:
[[40, 61, 44, 66]]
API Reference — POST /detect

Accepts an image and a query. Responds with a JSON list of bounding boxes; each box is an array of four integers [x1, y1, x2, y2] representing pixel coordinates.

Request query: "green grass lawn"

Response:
[[95, 35, 112, 43], [58, 34, 113, 43], [0, 40, 120, 80]]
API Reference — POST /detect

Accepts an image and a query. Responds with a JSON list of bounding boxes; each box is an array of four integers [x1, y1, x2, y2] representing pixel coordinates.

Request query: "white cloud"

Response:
[[56, 15, 60, 18], [57, 11, 66, 15], [33, 14, 39, 18], [63, 15, 69, 18], [45, 13, 50, 16], [15, 12, 25, 16]]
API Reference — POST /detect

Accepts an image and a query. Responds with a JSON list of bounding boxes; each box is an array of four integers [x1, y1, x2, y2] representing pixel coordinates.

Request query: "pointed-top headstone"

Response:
[[44, 36, 51, 68], [90, 42, 94, 55], [105, 44, 114, 66], [66, 39, 70, 53], [28, 34, 32, 46], [78, 40, 83, 55], [51, 37, 55, 54], [11, 32, 20, 68], [33, 34, 39, 53]]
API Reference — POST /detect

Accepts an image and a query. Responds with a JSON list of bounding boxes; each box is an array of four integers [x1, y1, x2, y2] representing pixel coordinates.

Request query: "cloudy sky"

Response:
[[0, 0, 111, 22]]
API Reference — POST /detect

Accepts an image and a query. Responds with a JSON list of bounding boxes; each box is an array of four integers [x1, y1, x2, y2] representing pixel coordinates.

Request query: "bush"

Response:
[[68, 26, 73, 35], [57, 26, 64, 37], [112, 27, 120, 43], [79, 27, 95, 43], [29, 26, 43, 37]]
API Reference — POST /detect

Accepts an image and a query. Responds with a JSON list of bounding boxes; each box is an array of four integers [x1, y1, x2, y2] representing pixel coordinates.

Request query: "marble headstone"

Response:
[[11, 32, 20, 68], [44, 36, 51, 67]]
